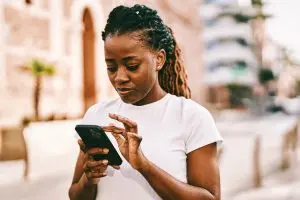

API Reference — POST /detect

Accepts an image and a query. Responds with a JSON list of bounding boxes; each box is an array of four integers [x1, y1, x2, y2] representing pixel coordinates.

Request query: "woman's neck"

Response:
[[133, 84, 166, 106]]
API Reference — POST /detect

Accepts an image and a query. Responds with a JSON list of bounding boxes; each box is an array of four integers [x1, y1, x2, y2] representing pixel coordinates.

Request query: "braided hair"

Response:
[[102, 4, 191, 98]]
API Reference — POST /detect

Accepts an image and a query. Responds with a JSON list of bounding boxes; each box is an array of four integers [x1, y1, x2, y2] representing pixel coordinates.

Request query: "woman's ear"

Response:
[[156, 49, 166, 71]]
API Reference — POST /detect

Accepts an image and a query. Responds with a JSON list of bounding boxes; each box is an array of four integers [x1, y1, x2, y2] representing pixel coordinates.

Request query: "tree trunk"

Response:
[[34, 76, 41, 120]]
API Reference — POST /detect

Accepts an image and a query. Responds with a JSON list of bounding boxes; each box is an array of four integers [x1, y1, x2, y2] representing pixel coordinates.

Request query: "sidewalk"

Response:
[[231, 149, 300, 200], [0, 117, 299, 199], [0, 120, 79, 200], [218, 112, 299, 196]]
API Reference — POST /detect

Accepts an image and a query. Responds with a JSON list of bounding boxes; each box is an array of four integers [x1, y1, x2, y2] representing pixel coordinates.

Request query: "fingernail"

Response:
[[103, 148, 109, 154], [103, 160, 108, 165]]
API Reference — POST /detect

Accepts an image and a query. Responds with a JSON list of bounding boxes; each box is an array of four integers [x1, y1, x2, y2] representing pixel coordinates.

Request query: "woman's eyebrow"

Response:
[[123, 56, 139, 62], [105, 58, 115, 62], [105, 56, 139, 63]]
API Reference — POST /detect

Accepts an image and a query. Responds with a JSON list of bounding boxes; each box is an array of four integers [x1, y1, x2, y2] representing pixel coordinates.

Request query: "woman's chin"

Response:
[[119, 95, 137, 105]]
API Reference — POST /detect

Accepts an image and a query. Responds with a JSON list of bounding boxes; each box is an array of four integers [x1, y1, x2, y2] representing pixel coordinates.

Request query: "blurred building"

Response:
[[0, 0, 203, 123], [200, 0, 270, 108], [201, 0, 257, 86]]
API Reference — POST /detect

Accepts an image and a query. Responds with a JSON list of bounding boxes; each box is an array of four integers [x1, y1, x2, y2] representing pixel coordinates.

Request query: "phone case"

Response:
[[75, 124, 122, 166]]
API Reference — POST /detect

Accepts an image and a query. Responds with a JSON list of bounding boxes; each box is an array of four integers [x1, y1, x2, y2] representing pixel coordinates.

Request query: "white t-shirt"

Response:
[[80, 93, 223, 200]]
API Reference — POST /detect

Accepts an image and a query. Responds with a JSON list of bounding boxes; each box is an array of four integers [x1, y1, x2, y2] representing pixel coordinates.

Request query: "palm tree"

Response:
[[20, 59, 56, 120]]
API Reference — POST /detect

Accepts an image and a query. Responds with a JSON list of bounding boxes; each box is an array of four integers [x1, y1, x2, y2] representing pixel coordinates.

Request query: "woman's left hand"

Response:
[[102, 113, 148, 170]]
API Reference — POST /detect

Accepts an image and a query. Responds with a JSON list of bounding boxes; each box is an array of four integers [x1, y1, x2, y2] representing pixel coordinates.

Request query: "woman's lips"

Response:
[[117, 88, 134, 96]]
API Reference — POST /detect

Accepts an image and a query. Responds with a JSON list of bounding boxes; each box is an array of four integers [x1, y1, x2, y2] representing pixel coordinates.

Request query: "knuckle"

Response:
[[87, 150, 95, 155], [86, 161, 93, 168], [94, 160, 102, 166], [102, 160, 109, 165], [95, 166, 107, 172], [99, 164, 107, 170], [93, 173, 106, 178], [84, 163, 88, 171], [127, 132, 133, 137], [97, 148, 103, 153], [103, 148, 109, 154]]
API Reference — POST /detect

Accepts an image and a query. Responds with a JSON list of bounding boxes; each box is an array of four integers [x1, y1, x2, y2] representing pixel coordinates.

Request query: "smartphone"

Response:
[[75, 124, 122, 166]]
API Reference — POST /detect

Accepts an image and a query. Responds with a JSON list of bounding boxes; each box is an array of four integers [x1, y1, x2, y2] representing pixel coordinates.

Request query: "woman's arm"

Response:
[[106, 113, 221, 200], [68, 151, 98, 200], [69, 140, 117, 200], [139, 143, 220, 200]]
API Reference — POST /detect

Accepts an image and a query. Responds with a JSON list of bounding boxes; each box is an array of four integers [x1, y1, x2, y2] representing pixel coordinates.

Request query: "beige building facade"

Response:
[[0, 0, 204, 122]]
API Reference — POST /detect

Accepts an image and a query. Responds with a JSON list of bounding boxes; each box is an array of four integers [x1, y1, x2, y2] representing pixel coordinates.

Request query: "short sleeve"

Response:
[[80, 104, 98, 124], [185, 106, 223, 154], [73, 102, 104, 139]]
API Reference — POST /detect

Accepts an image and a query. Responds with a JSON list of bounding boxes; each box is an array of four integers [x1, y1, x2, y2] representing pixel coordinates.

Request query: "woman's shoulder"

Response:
[[84, 98, 121, 116], [168, 94, 211, 118], [168, 94, 222, 153]]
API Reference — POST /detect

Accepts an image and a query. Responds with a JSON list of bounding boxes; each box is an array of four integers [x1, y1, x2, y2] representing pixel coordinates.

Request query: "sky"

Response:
[[238, 0, 300, 60]]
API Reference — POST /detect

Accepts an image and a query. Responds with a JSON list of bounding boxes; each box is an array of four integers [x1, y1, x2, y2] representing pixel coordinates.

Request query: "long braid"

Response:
[[102, 4, 191, 98]]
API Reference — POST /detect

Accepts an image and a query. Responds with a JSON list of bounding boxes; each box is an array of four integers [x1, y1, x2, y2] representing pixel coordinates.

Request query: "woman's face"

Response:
[[104, 33, 165, 105]]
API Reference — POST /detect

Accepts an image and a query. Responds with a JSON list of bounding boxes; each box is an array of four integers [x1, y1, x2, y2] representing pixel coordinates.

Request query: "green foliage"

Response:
[[252, 13, 272, 20], [227, 84, 252, 106], [252, 0, 263, 6], [296, 79, 300, 95], [218, 13, 253, 23], [258, 68, 275, 84], [20, 59, 56, 77], [19, 58, 57, 120], [234, 13, 253, 23]]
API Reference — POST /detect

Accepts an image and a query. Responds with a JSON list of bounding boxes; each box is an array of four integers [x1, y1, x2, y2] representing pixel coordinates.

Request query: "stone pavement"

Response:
[[231, 150, 300, 200], [0, 117, 299, 199], [0, 120, 79, 200], [217, 111, 300, 200]]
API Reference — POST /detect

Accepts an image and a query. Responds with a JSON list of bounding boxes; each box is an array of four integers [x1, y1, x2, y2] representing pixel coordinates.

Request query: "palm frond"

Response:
[[19, 58, 57, 76]]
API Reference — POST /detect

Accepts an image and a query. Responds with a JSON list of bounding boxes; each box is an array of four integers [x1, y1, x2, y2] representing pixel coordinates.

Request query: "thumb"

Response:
[[78, 139, 86, 152], [110, 132, 126, 147], [128, 132, 142, 153]]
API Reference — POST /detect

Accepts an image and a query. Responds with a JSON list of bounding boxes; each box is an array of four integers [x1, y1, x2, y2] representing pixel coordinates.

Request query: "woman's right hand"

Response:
[[78, 140, 120, 186]]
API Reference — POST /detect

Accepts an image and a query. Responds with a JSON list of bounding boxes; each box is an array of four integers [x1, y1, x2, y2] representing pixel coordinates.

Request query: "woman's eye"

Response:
[[107, 66, 117, 72], [127, 65, 139, 71]]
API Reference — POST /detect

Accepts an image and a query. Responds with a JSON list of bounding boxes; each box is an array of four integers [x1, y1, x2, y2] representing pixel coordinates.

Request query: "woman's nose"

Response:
[[115, 66, 129, 84]]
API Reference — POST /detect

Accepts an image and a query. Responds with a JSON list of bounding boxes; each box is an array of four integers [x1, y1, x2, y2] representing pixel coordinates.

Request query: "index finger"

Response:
[[87, 148, 109, 156], [109, 113, 138, 133], [78, 139, 86, 152]]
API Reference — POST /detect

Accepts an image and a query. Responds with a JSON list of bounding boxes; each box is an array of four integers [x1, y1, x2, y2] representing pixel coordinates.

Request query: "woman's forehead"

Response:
[[104, 33, 151, 57]]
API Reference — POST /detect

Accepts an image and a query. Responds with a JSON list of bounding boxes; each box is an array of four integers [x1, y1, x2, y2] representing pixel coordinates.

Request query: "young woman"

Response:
[[69, 4, 223, 200]]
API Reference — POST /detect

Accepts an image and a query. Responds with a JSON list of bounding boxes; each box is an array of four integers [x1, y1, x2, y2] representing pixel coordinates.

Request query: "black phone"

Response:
[[75, 124, 122, 166]]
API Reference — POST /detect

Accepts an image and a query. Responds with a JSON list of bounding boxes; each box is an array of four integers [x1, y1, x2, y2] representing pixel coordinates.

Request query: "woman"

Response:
[[69, 4, 223, 200]]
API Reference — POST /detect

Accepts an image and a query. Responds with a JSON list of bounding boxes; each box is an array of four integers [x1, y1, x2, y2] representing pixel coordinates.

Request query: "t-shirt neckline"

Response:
[[121, 93, 171, 110]]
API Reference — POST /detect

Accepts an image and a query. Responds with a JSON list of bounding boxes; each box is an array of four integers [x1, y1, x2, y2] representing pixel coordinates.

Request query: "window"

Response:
[[236, 38, 249, 47], [205, 18, 217, 27], [204, 0, 217, 3], [206, 40, 219, 50]]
